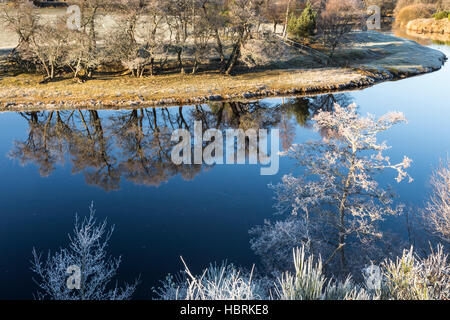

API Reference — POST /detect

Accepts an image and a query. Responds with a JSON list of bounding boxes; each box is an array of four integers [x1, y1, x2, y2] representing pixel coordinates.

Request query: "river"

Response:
[[0, 42, 448, 299]]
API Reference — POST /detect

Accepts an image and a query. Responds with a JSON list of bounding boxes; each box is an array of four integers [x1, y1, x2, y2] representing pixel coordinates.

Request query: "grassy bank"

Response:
[[0, 31, 447, 112], [407, 18, 450, 35]]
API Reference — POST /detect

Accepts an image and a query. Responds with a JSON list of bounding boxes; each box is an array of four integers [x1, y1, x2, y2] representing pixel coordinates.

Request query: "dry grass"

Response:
[[407, 18, 450, 35], [0, 68, 362, 105], [395, 4, 436, 28]]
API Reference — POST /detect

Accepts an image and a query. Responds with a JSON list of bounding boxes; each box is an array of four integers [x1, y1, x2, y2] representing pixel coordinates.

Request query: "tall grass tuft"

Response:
[[382, 245, 449, 300], [155, 245, 448, 300], [155, 258, 266, 300], [275, 246, 370, 300]]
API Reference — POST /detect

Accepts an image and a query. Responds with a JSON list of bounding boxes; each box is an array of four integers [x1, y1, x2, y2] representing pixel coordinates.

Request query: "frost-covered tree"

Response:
[[423, 157, 450, 243], [31, 204, 138, 300], [269, 103, 412, 275]]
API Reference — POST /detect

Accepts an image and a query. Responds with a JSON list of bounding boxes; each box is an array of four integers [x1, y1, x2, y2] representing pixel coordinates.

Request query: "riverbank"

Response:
[[407, 18, 450, 35], [0, 31, 447, 112], [394, 27, 450, 46]]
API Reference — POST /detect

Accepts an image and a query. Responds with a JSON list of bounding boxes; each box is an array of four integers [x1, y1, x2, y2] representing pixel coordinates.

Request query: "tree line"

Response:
[[1, 0, 388, 82]]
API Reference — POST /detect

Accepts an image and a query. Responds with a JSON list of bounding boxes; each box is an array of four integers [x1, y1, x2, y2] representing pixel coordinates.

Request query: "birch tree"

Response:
[[271, 103, 413, 274]]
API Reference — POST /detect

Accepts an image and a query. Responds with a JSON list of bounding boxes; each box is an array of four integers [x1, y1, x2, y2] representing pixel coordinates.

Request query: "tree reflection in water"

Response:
[[9, 94, 350, 191]]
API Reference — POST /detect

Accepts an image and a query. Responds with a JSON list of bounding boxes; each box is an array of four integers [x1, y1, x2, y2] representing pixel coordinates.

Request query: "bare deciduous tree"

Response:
[[107, 0, 151, 77], [317, 0, 364, 61], [199, 0, 227, 65], [1, 0, 38, 49], [28, 21, 69, 81], [164, 0, 193, 74], [224, 0, 263, 75], [140, 0, 167, 76], [71, 0, 107, 77]]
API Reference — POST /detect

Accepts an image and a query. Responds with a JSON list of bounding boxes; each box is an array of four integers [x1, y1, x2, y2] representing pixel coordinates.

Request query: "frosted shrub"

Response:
[[276, 246, 370, 300], [249, 218, 311, 272], [382, 245, 449, 300], [155, 259, 266, 300], [155, 245, 448, 300], [31, 203, 138, 300]]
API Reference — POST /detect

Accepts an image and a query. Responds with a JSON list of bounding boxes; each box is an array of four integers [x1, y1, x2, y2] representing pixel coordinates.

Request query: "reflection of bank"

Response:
[[9, 95, 350, 190], [31, 1, 68, 9], [393, 27, 450, 46]]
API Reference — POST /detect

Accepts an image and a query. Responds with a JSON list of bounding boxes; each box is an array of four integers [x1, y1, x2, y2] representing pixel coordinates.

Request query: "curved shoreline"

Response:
[[0, 65, 445, 113], [0, 32, 447, 112], [407, 18, 450, 36]]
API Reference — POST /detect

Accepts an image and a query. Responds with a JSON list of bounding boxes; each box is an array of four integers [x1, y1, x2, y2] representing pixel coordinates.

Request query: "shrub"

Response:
[[155, 244, 449, 300], [154, 259, 267, 300], [249, 218, 310, 272], [394, 0, 439, 16], [275, 246, 371, 300], [396, 4, 436, 27], [382, 245, 449, 300], [433, 10, 450, 19]]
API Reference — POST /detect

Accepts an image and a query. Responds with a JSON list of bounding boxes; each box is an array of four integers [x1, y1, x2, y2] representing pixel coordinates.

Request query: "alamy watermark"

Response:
[[66, 265, 81, 290], [363, 264, 382, 291], [66, 5, 81, 31], [367, 5, 381, 31], [170, 121, 280, 176], [65, 4, 382, 31]]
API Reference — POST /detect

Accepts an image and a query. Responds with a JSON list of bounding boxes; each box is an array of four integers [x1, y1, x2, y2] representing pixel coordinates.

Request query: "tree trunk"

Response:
[[283, 0, 292, 39], [337, 151, 357, 273], [224, 44, 240, 75], [177, 49, 185, 74], [224, 28, 249, 75], [192, 59, 199, 74], [150, 57, 154, 76], [214, 29, 225, 64]]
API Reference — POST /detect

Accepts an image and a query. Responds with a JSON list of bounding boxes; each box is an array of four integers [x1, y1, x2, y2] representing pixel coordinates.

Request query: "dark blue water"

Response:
[[0, 44, 448, 299]]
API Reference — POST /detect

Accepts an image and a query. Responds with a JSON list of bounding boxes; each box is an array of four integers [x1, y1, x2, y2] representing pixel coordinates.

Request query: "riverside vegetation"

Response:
[[394, 0, 450, 37]]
